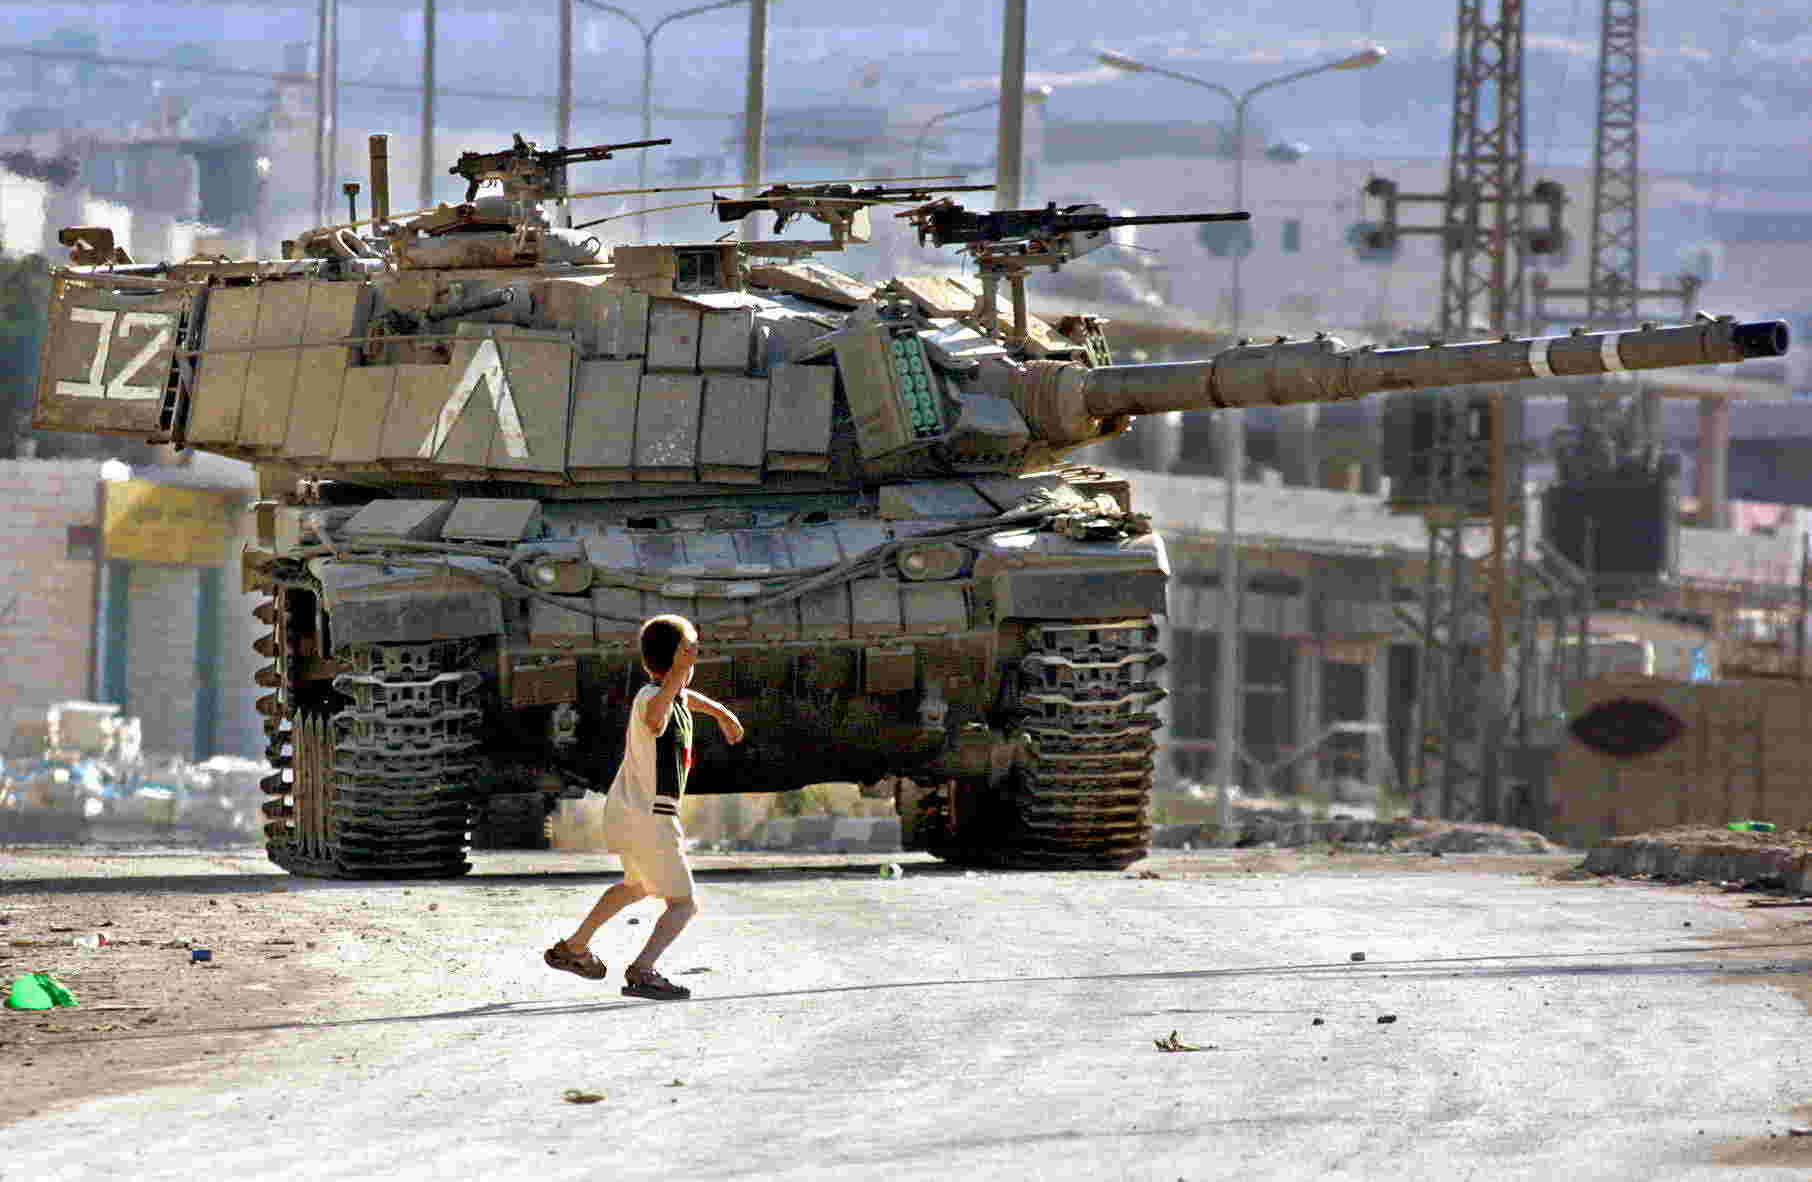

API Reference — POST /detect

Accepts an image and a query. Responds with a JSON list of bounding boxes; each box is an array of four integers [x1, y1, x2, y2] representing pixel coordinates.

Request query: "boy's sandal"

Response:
[[622, 965, 691, 1001], [544, 939, 609, 981]]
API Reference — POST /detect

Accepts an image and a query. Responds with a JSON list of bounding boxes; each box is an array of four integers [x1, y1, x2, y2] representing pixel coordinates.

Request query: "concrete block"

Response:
[[791, 816, 836, 849], [828, 817, 873, 852], [758, 818, 795, 850], [867, 817, 902, 852]]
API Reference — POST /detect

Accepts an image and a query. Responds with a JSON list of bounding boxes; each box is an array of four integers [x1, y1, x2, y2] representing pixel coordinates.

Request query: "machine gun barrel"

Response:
[[546, 137, 673, 163], [1078, 319, 1791, 419], [915, 203, 1248, 247], [450, 135, 672, 201], [715, 182, 995, 223]]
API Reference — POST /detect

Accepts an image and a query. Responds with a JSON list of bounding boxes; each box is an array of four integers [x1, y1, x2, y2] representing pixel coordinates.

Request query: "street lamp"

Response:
[[1098, 45, 1383, 335], [911, 87, 1051, 183], [579, 0, 751, 229], [1098, 44, 1384, 828]]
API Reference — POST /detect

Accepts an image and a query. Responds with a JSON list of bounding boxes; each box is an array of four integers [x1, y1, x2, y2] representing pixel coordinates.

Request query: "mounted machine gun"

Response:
[[901, 200, 1251, 341], [713, 182, 996, 259]]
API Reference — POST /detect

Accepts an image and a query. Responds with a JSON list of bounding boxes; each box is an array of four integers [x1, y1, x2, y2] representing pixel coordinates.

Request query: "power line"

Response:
[[0, 44, 733, 122]]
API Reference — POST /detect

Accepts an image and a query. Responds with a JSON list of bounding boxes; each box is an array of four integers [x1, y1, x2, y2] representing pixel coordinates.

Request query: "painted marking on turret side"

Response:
[[417, 337, 530, 459], [1600, 331, 1626, 373], [54, 307, 175, 400], [1528, 336, 1555, 379]]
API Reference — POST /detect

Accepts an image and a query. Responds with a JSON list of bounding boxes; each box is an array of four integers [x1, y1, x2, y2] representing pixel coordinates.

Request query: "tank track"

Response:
[[252, 582, 342, 877], [322, 640, 482, 877], [994, 619, 1165, 869]]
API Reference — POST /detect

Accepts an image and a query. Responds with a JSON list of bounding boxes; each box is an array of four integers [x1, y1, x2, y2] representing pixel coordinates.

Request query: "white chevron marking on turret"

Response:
[[417, 337, 530, 460]]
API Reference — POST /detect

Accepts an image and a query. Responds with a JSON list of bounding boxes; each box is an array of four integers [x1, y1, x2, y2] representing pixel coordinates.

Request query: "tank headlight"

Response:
[[525, 558, 594, 595], [896, 542, 966, 581]]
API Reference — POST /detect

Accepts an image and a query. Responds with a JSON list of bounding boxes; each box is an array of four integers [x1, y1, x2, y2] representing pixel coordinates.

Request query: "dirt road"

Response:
[[4, 844, 1812, 1180]]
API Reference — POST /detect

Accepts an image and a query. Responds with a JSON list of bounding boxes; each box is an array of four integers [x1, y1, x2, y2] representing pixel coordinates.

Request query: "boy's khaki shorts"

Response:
[[610, 817, 694, 899]]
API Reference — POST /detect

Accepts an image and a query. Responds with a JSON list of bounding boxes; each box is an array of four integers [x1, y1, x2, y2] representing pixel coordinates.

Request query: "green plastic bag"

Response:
[[1727, 820, 1777, 833], [4, 972, 78, 1010], [5, 974, 52, 1010]]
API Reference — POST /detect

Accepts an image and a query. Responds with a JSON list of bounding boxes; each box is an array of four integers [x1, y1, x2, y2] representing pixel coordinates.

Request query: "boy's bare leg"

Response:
[[566, 880, 647, 953], [629, 896, 697, 971]]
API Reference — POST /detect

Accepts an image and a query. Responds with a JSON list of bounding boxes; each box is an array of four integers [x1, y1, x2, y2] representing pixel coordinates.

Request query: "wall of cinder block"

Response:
[[1547, 675, 1812, 848], [0, 460, 102, 743], [0, 458, 267, 760]]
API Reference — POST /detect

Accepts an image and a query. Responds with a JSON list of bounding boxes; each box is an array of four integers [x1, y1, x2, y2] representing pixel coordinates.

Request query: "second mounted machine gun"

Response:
[[712, 181, 996, 258], [902, 200, 1251, 340], [449, 133, 674, 204]]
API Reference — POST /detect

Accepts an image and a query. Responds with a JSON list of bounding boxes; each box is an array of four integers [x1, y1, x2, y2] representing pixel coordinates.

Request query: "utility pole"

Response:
[[1364, 0, 1570, 824], [420, 0, 436, 208], [314, 0, 327, 225], [994, 0, 1026, 208], [741, 0, 766, 239], [559, 0, 573, 226], [327, 0, 339, 215]]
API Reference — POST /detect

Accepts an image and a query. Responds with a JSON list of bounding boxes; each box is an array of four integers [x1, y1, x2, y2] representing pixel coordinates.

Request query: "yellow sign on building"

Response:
[[101, 480, 240, 566]]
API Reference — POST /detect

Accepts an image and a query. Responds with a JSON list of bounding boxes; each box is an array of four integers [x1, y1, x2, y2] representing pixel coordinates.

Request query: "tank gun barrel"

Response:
[[1079, 319, 1791, 419]]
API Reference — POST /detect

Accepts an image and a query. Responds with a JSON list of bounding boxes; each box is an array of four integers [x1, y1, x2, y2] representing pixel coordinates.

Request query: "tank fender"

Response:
[[310, 557, 505, 647], [978, 531, 1169, 620]]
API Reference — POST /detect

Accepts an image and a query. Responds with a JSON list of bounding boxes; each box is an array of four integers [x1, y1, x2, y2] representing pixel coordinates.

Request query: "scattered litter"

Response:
[[1376, 1014, 1398, 1025], [627, 918, 641, 926], [678, 967, 713, 975], [666, 1078, 686, 1087], [562, 1089, 606, 1105], [1789, 1127, 1812, 1138], [427, 903, 440, 912], [1154, 1031, 1209, 1053], [191, 949, 213, 964], [6, 973, 77, 1010], [71, 933, 108, 950], [1349, 952, 1365, 963], [879, 863, 903, 879], [1311, 1018, 1325, 1026], [1131, 870, 1161, 880], [266, 938, 295, 946]]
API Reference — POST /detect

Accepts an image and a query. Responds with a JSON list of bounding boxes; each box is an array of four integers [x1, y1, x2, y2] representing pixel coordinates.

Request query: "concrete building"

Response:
[[0, 452, 264, 760], [1131, 468, 1806, 810]]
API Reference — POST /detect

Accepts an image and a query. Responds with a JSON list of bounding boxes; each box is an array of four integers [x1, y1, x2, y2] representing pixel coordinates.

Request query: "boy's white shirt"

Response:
[[602, 684, 682, 843]]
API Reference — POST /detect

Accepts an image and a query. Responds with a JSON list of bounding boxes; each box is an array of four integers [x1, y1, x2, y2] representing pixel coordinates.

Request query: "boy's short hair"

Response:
[[639, 614, 696, 676]]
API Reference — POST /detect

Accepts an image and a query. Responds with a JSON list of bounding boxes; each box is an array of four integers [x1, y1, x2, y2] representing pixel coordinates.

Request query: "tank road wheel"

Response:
[[987, 619, 1165, 870], [323, 640, 484, 879]]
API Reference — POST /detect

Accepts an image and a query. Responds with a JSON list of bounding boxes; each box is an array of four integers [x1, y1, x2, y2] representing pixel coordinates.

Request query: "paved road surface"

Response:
[[3, 848, 1811, 1180]]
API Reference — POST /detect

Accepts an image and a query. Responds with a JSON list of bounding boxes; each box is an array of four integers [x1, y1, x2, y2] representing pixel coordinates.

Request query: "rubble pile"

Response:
[[1, 701, 269, 844]]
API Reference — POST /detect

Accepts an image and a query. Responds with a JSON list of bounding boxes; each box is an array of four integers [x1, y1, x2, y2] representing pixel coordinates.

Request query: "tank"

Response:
[[28, 132, 1791, 878]]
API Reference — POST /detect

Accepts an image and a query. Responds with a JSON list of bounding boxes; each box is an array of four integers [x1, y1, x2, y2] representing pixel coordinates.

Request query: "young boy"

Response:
[[543, 613, 743, 999]]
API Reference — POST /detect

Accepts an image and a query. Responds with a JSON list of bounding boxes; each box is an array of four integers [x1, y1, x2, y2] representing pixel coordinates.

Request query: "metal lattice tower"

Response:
[[1441, 0, 1528, 337], [1586, 0, 1641, 326]]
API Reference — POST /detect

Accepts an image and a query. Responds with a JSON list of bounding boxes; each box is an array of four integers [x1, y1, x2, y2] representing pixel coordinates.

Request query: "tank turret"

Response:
[[26, 138, 1792, 879]]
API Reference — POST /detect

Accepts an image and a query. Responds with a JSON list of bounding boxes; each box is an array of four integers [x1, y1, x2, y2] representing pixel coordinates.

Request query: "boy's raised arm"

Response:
[[683, 689, 745, 745]]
